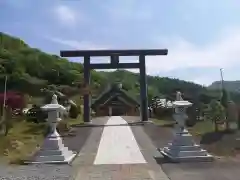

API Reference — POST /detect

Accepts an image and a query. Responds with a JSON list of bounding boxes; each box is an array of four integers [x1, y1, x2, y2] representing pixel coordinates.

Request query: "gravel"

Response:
[[0, 164, 76, 180]]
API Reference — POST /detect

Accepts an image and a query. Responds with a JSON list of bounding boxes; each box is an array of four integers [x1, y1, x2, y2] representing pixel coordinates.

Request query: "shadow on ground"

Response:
[[200, 130, 236, 145], [200, 131, 225, 144], [62, 126, 92, 153], [142, 122, 173, 149], [72, 122, 149, 128], [154, 155, 172, 164], [158, 123, 175, 128]]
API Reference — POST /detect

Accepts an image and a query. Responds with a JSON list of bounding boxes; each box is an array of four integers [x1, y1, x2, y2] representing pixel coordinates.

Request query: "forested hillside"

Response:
[[1, 32, 239, 105], [209, 80, 240, 93], [0, 32, 107, 98]]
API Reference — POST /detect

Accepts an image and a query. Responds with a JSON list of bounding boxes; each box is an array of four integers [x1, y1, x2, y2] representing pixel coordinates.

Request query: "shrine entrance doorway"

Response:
[[112, 106, 126, 116], [60, 49, 168, 123]]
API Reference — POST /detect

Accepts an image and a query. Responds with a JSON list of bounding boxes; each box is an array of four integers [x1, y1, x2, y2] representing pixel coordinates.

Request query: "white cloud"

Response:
[[47, 37, 111, 64], [53, 5, 77, 26], [190, 77, 215, 86], [48, 26, 240, 72], [103, 0, 153, 21], [47, 37, 108, 50], [46, 26, 240, 85], [146, 27, 240, 74]]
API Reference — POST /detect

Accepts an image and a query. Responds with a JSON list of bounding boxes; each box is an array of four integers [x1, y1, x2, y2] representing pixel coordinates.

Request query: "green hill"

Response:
[[208, 80, 240, 93], [0, 32, 105, 97], [1, 32, 238, 105]]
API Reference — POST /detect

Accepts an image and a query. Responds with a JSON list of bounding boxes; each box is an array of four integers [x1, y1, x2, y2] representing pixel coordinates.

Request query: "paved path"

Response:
[[94, 116, 146, 165], [161, 160, 240, 180], [73, 116, 169, 180]]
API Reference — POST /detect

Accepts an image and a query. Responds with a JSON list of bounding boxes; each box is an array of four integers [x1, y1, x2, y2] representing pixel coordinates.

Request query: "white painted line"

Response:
[[94, 116, 146, 165]]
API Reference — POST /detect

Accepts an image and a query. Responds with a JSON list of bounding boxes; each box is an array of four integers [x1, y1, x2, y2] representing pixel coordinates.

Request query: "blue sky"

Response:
[[1, 0, 240, 86]]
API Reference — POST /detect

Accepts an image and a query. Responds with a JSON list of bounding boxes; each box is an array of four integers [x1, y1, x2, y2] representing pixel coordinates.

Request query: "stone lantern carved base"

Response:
[[160, 128, 213, 162], [159, 91, 213, 163], [30, 135, 76, 164]]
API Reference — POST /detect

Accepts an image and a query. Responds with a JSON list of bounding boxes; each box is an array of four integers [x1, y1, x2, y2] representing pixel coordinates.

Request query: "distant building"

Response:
[[91, 83, 140, 116], [150, 97, 173, 109]]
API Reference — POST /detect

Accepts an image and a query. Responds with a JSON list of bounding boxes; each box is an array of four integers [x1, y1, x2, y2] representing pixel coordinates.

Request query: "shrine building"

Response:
[[91, 83, 140, 116]]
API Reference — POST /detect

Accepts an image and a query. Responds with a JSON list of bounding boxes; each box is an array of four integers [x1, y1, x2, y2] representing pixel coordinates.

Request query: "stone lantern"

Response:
[[29, 94, 76, 164], [160, 91, 213, 162]]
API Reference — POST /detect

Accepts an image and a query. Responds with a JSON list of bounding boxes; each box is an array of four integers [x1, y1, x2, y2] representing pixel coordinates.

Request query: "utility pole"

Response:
[[3, 75, 7, 109], [220, 68, 233, 131], [220, 68, 224, 91], [0, 75, 8, 136], [1, 75, 7, 119], [2, 75, 7, 115], [220, 68, 230, 100]]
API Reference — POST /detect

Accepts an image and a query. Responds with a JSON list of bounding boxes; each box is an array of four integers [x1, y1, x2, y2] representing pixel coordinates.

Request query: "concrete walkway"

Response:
[[73, 116, 240, 180], [73, 116, 170, 180], [94, 116, 146, 165]]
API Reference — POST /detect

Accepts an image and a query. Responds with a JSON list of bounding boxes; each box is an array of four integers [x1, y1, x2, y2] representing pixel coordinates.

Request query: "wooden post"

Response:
[[139, 55, 148, 121], [83, 56, 91, 123]]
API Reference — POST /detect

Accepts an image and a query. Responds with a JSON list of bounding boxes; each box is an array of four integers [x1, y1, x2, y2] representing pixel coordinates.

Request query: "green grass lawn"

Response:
[[188, 120, 215, 136], [0, 120, 48, 164], [66, 115, 84, 126], [152, 117, 176, 127], [153, 117, 224, 136]]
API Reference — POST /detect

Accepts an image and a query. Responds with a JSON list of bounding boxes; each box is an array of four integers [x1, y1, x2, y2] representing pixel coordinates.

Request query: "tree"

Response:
[[0, 92, 26, 110], [0, 106, 15, 136], [221, 89, 228, 108], [226, 101, 238, 131], [208, 100, 225, 132], [199, 102, 208, 118], [0, 110, 8, 136], [147, 86, 158, 104]]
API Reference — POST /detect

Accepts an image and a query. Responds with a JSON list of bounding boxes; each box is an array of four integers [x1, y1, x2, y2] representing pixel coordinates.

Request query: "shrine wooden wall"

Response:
[[94, 105, 139, 116]]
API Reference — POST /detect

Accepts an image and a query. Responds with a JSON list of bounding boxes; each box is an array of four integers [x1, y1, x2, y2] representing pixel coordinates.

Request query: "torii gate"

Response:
[[60, 49, 168, 123]]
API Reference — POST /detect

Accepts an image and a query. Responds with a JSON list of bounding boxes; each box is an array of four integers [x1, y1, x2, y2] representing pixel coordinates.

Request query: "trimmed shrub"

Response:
[[69, 105, 79, 119], [57, 121, 70, 134]]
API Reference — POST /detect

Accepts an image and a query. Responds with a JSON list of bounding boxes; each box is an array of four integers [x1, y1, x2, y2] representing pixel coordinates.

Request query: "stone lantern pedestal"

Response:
[[159, 92, 213, 162], [28, 94, 76, 164]]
